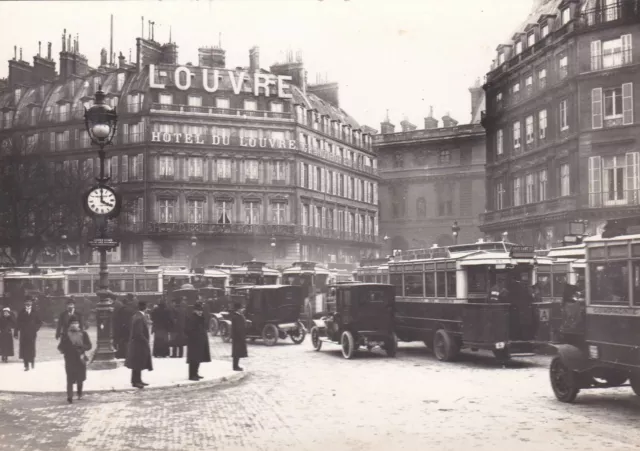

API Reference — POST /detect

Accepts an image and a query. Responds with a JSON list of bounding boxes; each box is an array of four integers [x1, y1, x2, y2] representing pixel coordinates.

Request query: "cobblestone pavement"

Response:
[[2, 329, 640, 450]]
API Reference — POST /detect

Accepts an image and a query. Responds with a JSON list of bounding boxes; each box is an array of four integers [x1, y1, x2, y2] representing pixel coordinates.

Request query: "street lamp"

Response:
[[83, 86, 119, 365], [190, 235, 198, 247], [270, 236, 276, 267], [451, 221, 460, 245]]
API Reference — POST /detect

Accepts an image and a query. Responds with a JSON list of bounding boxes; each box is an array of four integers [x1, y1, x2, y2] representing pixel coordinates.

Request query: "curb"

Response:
[[0, 369, 248, 397]]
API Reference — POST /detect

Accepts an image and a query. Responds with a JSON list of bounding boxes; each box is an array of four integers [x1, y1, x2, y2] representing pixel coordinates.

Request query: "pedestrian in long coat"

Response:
[[230, 302, 248, 371], [58, 316, 92, 404], [151, 302, 173, 358], [185, 302, 211, 381], [0, 308, 16, 362], [169, 298, 187, 358], [125, 301, 153, 388], [56, 298, 86, 340], [114, 295, 136, 359], [14, 299, 42, 371]]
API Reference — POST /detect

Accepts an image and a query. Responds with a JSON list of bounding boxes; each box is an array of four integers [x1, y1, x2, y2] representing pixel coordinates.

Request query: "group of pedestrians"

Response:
[[0, 298, 44, 369]]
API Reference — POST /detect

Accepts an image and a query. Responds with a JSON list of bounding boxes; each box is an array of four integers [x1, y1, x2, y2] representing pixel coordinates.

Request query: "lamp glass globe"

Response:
[[92, 123, 111, 138]]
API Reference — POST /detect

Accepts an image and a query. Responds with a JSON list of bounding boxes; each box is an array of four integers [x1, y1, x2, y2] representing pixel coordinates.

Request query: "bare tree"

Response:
[[0, 135, 94, 266]]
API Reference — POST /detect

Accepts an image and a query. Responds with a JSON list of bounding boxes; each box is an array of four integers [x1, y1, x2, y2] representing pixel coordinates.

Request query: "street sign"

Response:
[[88, 238, 120, 249], [510, 245, 535, 259]]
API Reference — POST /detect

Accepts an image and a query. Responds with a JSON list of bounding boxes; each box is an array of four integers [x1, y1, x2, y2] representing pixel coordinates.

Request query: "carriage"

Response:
[[549, 219, 640, 403], [310, 283, 397, 359], [219, 285, 307, 346]]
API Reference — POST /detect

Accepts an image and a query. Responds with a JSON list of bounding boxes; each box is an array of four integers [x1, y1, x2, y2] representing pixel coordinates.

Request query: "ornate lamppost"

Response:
[[82, 86, 120, 365], [451, 221, 460, 245]]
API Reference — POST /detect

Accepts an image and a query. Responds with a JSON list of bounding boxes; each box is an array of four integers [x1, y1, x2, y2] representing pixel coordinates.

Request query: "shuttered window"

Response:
[[592, 88, 603, 129], [623, 82, 634, 125], [588, 156, 601, 207]]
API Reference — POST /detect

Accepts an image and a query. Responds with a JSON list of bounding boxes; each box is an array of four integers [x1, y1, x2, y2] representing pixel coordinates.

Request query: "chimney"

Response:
[[380, 111, 395, 134], [118, 51, 126, 68], [47, 42, 52, 60], [59, 31, 89, 80], [249, 46, 260, 72], [161, 42, 179, 64], [33, 46, 57, 83], [400, 117, 417, 132], [198, 46, 226, 68], [307, 82, 340, 107], [136, 37, 164, 71], [442, 113, 459, 128], [8, 57, 33, 88], [424, 106, 438, 129], [270, 49, 306, 92], [469, 77, 485, 124], [100, 48, 108, 67]]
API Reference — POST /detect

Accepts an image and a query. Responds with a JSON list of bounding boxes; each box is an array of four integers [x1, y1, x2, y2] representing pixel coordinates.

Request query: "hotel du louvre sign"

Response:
[[151, 131, 299, 150]]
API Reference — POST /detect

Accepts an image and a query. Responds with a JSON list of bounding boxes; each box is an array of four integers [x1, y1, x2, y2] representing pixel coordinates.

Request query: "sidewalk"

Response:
[[0, 357, 246, 395]]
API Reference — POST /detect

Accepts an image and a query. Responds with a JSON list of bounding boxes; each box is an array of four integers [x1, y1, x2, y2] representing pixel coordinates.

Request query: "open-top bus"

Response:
[[389, 240, 548, 362], [549, 219, 640, 402]]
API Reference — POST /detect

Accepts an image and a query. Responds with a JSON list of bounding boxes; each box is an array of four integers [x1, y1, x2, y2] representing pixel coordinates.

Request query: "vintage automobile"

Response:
[[549, 218, 640, 403], [310, 283, 397, 359], [219, 285, 307, 346], [199, 285, 227, 336]]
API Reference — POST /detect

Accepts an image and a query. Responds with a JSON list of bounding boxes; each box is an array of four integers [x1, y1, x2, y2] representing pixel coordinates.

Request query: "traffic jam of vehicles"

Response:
[[2, 217, 640, 405]]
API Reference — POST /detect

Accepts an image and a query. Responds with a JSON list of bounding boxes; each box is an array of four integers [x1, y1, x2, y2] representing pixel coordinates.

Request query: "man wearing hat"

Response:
[[0, 307, 16, 362], [125, 301, 153, 388], [230, 302, 248, 371], [56, 298, 85, 340], [185, 301, 211, 381], [113, 294, 136, 359], [14, 298, 42, 371]]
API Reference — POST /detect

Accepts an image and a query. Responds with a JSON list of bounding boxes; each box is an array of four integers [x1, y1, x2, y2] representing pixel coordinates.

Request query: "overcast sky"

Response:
[[0, 0, 531, 130]]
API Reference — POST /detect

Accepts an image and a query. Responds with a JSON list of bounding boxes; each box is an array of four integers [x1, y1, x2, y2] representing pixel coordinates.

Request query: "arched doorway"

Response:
[[190, 247, 253, 268]]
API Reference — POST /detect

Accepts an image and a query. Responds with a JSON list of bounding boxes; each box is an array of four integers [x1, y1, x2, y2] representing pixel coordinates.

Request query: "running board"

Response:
[[510, 353, 536, 357]]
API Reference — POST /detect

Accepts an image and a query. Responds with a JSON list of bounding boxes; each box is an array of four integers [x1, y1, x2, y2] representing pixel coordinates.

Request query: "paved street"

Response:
[[1, 328, 640, 451]]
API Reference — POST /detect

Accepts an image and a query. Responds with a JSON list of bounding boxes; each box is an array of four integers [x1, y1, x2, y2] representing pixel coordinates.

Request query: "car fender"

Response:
[[311, 318, 326, 330], [548, 343, 590, 371]]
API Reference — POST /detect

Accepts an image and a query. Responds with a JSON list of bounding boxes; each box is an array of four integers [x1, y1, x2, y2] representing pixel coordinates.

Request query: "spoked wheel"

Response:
[[384, 333, 398, 357], [311, 327, 322, 351], [433, 329, 459, 362], [219, 322, 231, 343], [341, 330, 356, 359], [262, 323, 279, 346], [289, 325, 307, 345], [549, 356, 579, 403], [209, 317, 220, 336]]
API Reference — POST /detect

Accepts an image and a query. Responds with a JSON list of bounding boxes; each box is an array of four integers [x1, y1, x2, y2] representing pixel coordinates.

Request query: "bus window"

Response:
[[537, 274, 551, 297], [446, 271, 457, 297], [552, 273, 566, 298], [590, 261, 628, 305], [436, 272, 446, 297], [389, 274, 402, 296], [424, 273, 435, 297], [467, 267, 487, 294], [403, 272, 423, 297]]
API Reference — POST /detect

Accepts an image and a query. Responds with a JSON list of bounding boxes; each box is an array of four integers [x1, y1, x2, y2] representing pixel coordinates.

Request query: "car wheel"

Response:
[[209, 317, 220, 336], [433, 329, 459, 362], [219, 322, 231, 343], [311, 327, 322, 351], [289, 325, 306, 345], [341, 330, 355, 359], [262, 323, 279, 346], [549, 356, 579, 403]]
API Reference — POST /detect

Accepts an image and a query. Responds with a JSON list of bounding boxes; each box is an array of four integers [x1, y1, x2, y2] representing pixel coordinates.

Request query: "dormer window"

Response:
[[159, 93, 173, 105], [561, 8, 571, 26], [498, 52, 505, 65], [14, 88, 22, 104], [515, 41, 523, 55], [93, 77, 101, 92], [512, 82, 520, 94], [527, 32, 535, 47], [541, 23, 549, 38], [270, 102, 283, 113], [116, 73, 125, 91], [244, 99, 257, 111], [216, 98, 230, 109]]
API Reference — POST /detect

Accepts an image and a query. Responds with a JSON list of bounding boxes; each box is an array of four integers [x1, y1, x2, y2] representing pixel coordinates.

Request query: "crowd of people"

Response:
[[0, 294, 249, 403]]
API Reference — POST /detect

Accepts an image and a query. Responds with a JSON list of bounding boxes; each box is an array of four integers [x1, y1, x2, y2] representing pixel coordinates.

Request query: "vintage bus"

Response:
[[354, 258, 390, 284], [282, 262, 331, 327], [389, 240, 548, 362]]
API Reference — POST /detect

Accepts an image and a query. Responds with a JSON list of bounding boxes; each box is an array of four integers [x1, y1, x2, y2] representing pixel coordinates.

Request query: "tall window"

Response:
[[117, 73, 125, 91], [538, 68, 547, 89], [513, 177, 522, 207], [605, 0, 619, 21], [316, 167, 322, 190], [498, 52, 505, 65], [539, 109, 548, 139], [439, 150, 451, 164], [512, 82, 520, 98], [604, 87, 623, 118], [538, 169, 548, 202], [496, 92, 503, 109], [560, 164, 571, 197], [216, 201, 232, 224], [525, 115, 534, 144], [525, 75, 533, 94], [527, 32, 535, 47], [513, 121, 521, 149], [438, 186, 453, 216], [244, 202, 260, 224], [58, 103, 69, 122], [559, 56, 568, 78], [272, 161, 286, 181], [496, 129, 503, 155], [560, 100, 569, 130], [515, 41, 523, 55], [217, 159, 232, 179], [188, 157, 203, 178], [561, 7, 571, 25], [159, 156, 174, 177], [187, 200, 204, 223], [496, 181, 505, 210], [245, 160, 259, 180], [271, 203, 286, 224], [158, 199, 175, 223], [525, 173, 536, 203]]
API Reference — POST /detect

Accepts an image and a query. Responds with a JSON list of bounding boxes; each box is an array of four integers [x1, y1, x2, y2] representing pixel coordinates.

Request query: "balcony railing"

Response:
[[150, 102, 293, 120], [481, 196, 577, 224], [119, 221, 381, 244], [588, 190, 640, 208], [302, 145, 379, 175], [586, 49, 633, 72], [579, 1, 640, 28]]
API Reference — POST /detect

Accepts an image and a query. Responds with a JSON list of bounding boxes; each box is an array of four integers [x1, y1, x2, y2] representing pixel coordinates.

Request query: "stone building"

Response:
[[0, 27, 380, 268], [481, 0, 640, 247], [374, 85, 486, 253]]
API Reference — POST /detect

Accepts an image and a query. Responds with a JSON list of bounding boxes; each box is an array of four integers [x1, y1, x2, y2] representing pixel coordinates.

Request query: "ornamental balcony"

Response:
[[481, 196, 578, 226], [149, 102, 293, 121], [578, 0, 640, 29]]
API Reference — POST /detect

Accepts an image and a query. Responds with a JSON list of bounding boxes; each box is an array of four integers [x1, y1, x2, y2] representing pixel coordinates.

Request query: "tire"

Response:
[[630, 374, 640, 396], [311, 327, 322, 351], [289, 325, 306, 345], [384, 333, 398, 357], [549, 356, 579, 403], [493, 349, 511, 361], [219, 322, 231, 343], [341, 330, 355, 359], [433, 329, 459, 362], [209, 317, 220, 336], [262, 323, 279, 346]]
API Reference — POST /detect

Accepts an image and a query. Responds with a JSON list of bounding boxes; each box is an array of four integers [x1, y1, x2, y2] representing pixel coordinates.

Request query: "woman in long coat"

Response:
[[185, 302, 211, 381], [169, 299, 187, 358], [125, 301, 153, 388], [151, 302, 173, 358], [0, 308, 15, 362], [58, 317, 92, 404], [230, 302, 248, 371]]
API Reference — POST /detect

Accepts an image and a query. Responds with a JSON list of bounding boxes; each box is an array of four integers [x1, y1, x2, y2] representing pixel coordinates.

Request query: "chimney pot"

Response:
[[38, 41, 41, 57], [47, 42, 52, 60]]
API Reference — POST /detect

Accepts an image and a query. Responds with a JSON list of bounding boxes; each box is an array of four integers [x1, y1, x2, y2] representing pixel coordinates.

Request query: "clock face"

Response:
[[86, 187, 117, 215]]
